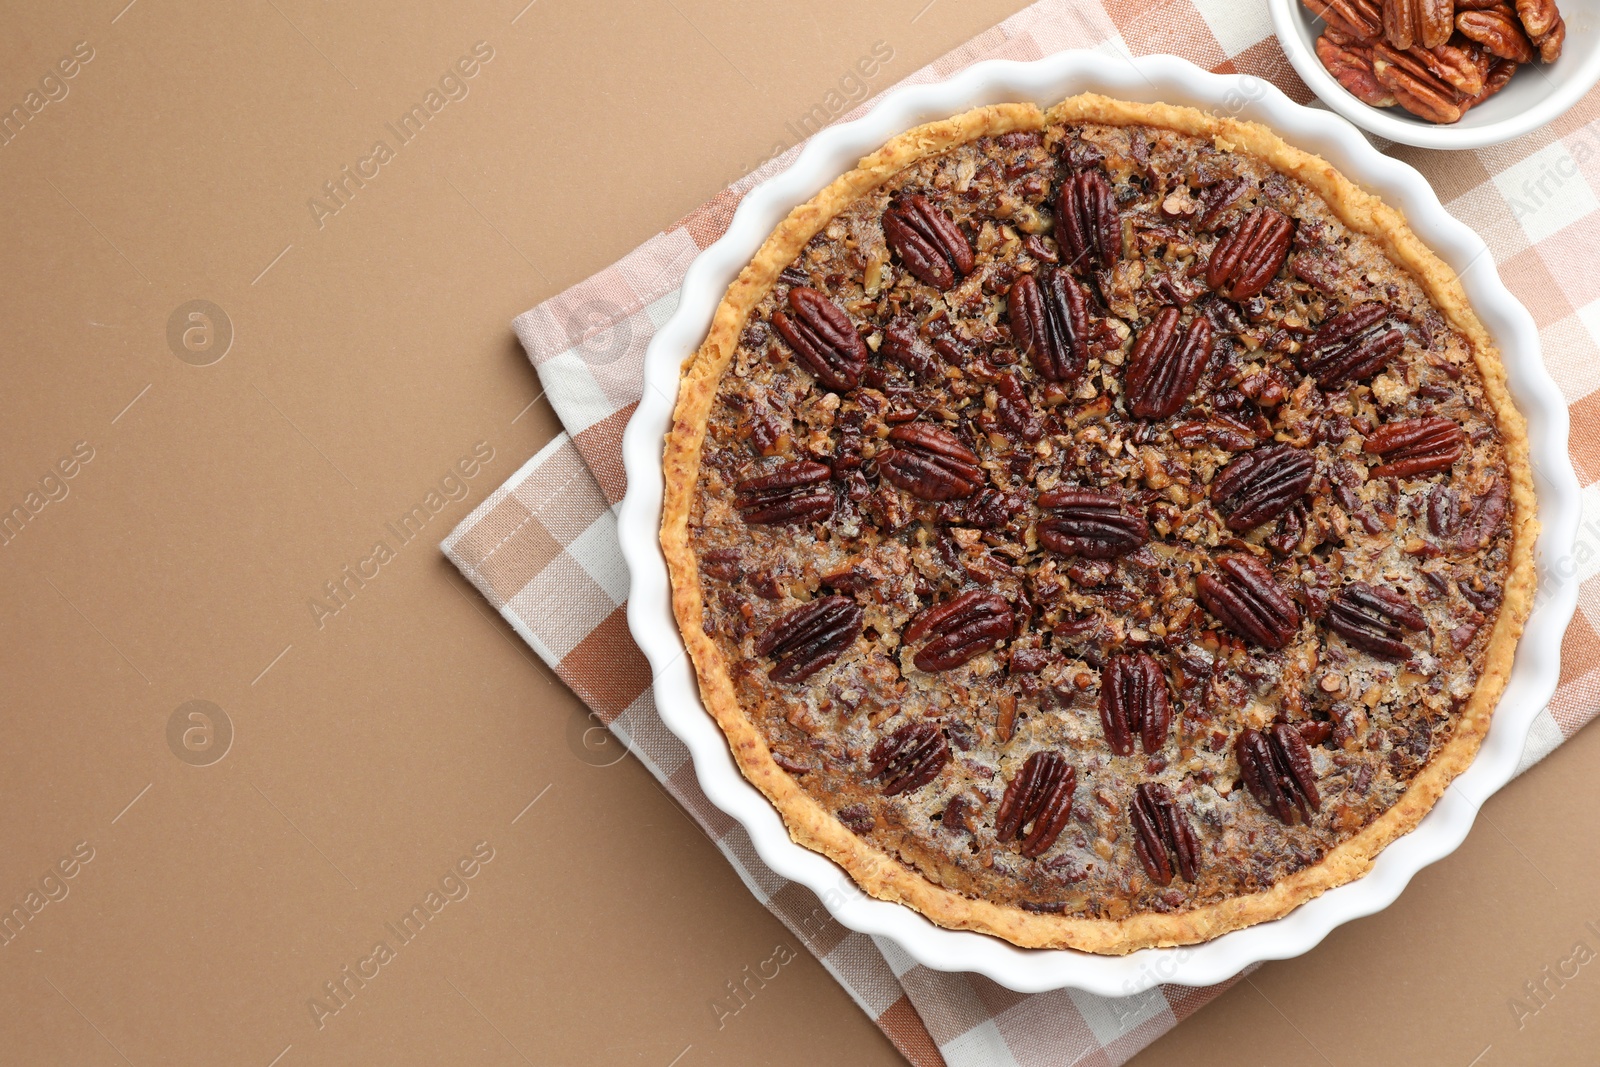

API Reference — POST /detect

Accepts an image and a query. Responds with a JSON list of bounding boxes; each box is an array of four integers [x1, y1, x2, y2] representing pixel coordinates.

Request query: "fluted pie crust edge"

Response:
[[659, 95, 1536, 953]]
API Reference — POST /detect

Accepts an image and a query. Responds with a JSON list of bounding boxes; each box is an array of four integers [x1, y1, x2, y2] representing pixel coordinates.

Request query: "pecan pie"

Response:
[[661, 96, 1535, 953]]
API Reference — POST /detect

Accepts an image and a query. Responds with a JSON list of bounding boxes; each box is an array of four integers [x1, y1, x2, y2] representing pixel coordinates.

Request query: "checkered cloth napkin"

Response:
[[443, 1, 1600, 1061]]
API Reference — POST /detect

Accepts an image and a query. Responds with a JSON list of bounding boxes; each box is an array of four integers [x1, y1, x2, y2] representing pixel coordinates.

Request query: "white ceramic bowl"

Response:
[[1271, 0, 1600, 149], [617, 50, 1580, 995]]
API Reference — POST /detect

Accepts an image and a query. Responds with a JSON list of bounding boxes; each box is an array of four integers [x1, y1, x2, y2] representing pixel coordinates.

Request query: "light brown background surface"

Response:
[[1, 1, 1596, 1064]]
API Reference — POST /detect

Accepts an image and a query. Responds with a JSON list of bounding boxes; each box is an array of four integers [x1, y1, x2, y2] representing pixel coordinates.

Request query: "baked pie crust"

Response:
[[660, 95, 1535, 953]]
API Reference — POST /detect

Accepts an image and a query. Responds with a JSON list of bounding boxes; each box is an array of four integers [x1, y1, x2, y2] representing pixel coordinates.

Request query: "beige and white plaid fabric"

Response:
[[443, 2, 1600, 1062]]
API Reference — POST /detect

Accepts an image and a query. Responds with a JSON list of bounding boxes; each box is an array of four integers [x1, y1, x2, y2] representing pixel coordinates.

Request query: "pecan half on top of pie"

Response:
[[660, 95, 1536, 953]]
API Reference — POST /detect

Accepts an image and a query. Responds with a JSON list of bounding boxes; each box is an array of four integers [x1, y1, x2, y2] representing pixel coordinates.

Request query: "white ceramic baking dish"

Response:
[[616, 50, 1580, 995]]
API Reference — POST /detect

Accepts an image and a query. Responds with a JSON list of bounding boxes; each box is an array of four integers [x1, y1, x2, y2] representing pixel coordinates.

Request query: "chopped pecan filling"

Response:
[[689, 119, 1512, 919]]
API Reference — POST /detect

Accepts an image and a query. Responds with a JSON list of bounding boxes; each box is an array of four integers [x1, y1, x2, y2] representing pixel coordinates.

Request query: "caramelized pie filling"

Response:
[[685, 120, 1512, 919]]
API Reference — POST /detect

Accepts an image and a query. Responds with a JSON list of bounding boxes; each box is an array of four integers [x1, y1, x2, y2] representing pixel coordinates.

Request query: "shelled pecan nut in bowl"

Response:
[[1271, 0, 1600, 148], [1304, 0, 1561, 124], [658, 90, 1541, 956]]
